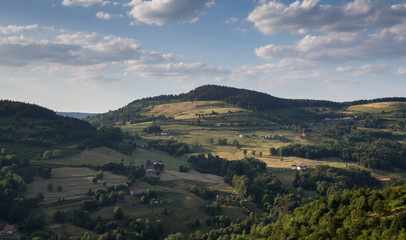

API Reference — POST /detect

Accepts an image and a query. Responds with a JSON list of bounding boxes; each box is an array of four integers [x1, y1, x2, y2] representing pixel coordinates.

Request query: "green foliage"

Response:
[[217, 138, 228, 146], [178, 165, 189, 172], [293, 165, 381, 195], [113, 206, 124, 220], [277, 139, 406, 170], [52, 210, 65, 222], [143, 124, 162, 134], [148, 139, 190, 156], [47, 182, 54, 191]]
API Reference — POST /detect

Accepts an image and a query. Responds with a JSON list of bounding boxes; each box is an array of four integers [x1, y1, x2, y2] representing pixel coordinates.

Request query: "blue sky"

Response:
[[1, 0, 406, 112]]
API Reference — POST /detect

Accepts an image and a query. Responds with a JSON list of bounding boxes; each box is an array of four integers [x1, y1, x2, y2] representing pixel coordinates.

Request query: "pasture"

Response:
[[345, 102, 406, 114], [41, 147, 133, 167], [143, 101, 249, 120], [25, 166, 127, 205]]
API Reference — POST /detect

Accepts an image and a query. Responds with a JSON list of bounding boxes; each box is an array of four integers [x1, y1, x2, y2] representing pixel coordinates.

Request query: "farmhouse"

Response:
[[130, 189, 147, 196], [2, 224, 17, 235], [160, 132, 170, 136], [239, 134, 247, 138], [153, 160, 163, 165], [149, 198, 164, 205], [147, 167, 157, 174]]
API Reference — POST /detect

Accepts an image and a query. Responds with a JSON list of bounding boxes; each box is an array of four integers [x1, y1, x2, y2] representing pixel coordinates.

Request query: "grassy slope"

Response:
[[25, 166, 127, 204], [42, 146, 133, 167], [122, 100, 406, 184], [345, 102, 406, 114]]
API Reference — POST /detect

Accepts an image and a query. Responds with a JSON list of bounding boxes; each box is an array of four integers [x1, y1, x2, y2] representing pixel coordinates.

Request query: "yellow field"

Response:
[[346, 102, 406, 114], [25, 167, 127, 204], [143, 101, 249, 119]]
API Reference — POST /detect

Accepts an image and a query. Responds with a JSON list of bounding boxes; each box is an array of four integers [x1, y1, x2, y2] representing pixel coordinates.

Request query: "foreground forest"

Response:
[[0, 85, 406, 239]]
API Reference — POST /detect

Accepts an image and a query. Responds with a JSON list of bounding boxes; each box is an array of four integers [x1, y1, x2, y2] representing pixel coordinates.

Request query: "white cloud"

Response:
[[336, 64, 387, 76], [393, 67, 406, 76], [0, 24, 39, 35], [247, 0, 406, 35], [61, 0, 103, 7], [126, 0, 215, 26], [126, 62, 230, 80], [254, 22, 406, 64], [225, 17, 238, 24], [0, 33, 147, 67], [56, 32, 98, 45], [95, 11, 124, 19]]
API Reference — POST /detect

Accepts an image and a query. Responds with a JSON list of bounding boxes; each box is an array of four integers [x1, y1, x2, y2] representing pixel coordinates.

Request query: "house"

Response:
[[297, 165, 307, 170], [216, 195, 226, 200], [141, 143, 148, 149], [2, 224, 17, 234], [300, 133, 307, 138], [130, 189, 147, 196], [147, 167, 157, 174], [149, 198, 164, 205], [153, 160, 163, 165], [160, 132, 170, 136], [239, 134, 247, 138]]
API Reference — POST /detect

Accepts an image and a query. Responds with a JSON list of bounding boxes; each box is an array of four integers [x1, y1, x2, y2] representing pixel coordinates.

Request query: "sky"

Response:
[[1, 0, 406, 113]]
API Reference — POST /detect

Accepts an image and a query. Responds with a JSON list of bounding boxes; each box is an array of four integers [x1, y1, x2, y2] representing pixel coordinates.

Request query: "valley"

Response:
[[1, 85, 406, 239]]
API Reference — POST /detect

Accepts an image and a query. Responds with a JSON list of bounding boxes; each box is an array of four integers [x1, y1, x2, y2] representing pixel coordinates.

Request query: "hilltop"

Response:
[[85, 85, 406, 127]]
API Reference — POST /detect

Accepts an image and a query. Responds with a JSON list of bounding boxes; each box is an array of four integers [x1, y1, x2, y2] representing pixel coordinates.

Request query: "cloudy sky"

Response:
[[1, 0, 406, 112]]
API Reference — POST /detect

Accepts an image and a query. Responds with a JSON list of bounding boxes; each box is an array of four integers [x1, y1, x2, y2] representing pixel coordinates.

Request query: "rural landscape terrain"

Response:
[[1, 85, 406, 239]]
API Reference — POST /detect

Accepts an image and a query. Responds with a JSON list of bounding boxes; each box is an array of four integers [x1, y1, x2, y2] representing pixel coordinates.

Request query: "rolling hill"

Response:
[[0, 100, 97, 159], [85, 85, 406, 127]]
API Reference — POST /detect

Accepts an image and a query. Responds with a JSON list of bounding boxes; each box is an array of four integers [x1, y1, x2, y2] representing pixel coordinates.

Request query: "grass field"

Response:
[[143, 101, 249, 120], [41, 147, 133, 167], [91, 178, 212, 234], [132, 148, 190, 171], [345, 102, 406, 114], [25, 167, 127, 204]]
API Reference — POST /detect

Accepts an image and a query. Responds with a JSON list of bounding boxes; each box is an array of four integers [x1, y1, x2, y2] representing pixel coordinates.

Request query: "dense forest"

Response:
[[178, 185, 406, 240]]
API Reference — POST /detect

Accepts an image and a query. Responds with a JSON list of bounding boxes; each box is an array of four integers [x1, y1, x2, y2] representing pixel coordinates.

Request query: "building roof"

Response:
[[2, 224, 17, 234]]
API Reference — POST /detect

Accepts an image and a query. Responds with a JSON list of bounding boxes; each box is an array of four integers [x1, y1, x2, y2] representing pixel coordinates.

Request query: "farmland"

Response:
[[25, 166, 127, 205]]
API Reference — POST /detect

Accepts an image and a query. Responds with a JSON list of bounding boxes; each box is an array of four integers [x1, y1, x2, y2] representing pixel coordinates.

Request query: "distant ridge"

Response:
[[84, 85, 406, 126], [57, 112, 98, 119]]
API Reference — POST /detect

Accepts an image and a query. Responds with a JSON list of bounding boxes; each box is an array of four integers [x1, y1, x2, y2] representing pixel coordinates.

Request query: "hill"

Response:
[[85, 85, 406, 127], [57, 112, 98, 119], [85, 85, 341, 126], [0, 100, 97, 159]]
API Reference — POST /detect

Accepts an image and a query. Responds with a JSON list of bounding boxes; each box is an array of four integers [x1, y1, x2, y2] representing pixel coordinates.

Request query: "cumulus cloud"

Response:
[[95, 12, 124, 19], [336, 64, 387, 76], [61, 0, 104, 7], [0, 24, 39, 35], [0, 28, 231, 85], [254, 22, 406, 64], [247, 0, 406, 35], [0, 33, 148, 67], [126, 0, 215, 26]]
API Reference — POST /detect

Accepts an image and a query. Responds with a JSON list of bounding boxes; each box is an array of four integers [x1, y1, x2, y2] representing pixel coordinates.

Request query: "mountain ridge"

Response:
[[84, 84, 406, 126]]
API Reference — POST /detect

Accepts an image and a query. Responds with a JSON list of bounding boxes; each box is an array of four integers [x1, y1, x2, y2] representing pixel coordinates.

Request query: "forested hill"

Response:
[[84, 85, 406, 126], [84, 85, 340, 126], [0, 100, 58, 119], [0, 100, 96, 150]]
